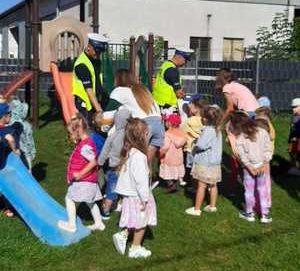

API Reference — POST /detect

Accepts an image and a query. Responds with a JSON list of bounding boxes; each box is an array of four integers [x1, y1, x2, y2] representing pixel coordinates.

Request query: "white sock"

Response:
[[87, 203, 105, 228], [131, 245, 141, 250], [65, 196, 76, 228]]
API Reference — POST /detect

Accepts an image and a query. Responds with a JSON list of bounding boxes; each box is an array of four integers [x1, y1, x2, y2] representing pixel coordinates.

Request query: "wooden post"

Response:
[[163, 40, 168, 60], [25, 0, 31, 108], [80, 0, 85, 22], [147, 33, 154, 90], [92, 0, 99, 33], [129, 36, 136, 77], [31, 0, 40, 128]]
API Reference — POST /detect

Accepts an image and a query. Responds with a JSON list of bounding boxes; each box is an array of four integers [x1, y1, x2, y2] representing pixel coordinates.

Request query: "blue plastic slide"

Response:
[[0, 153, 90, 246]]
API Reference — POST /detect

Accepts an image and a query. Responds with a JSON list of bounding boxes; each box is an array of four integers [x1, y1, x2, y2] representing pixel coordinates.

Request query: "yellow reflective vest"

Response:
[[152, 61, 178, 107], [72, 52, 102, 111]]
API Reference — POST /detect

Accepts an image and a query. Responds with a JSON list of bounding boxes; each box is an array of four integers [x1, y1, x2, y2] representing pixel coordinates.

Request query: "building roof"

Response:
[[0, 1, 25, 20]]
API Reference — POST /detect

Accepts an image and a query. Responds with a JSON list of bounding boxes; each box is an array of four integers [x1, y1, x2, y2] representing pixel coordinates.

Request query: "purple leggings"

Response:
[[243, 169, 269, 215]]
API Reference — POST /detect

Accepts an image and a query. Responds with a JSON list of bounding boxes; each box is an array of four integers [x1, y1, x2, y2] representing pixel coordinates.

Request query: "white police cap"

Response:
[[87, 33, 110, 43]]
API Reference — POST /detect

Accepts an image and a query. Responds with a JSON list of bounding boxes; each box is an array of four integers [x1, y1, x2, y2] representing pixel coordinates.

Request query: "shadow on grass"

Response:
[[271, 154, 300, 202], [32, 162, 48, 182], [183, 151, 245, 211], [39, 91, 62, 128]]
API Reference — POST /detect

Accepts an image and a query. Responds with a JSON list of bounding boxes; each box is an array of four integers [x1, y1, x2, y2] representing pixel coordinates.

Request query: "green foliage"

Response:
[[248, 12, 294, 59], [291, 17, 300, 59], [153, 35, 165, 60]]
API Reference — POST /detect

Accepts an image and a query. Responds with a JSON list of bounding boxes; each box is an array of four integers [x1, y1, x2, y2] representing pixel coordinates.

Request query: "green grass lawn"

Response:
[[0, 102, 299, 271]]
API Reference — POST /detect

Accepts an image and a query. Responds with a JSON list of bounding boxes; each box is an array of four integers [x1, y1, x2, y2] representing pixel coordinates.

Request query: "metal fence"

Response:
[[173, 57, 300, 112]]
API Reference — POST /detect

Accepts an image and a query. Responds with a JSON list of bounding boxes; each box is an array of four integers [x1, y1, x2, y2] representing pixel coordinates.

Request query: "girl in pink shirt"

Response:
[[216, 68, 259, 196], [216, 68, 259, 124], [58, 113, 105, 233]]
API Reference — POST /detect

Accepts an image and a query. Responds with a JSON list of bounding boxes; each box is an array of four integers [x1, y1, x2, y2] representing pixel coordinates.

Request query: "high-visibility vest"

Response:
[[152, 61, 178, 107], [72, 52, 102, 111]]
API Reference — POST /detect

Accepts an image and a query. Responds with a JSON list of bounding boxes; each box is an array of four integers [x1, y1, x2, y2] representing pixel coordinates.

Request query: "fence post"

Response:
[[255, 44, 260, 96], [92, 0, 99, 33], [163, 40, 168, 60], [31, 0, 40, 128], [147, 33, 154, 90], [129, 36, 136, 76], [195, 48, 199, 94], [25, 0, 31, 108]]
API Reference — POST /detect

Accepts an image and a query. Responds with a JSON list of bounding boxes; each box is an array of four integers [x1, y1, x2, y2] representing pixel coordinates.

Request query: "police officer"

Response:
[[72, 33, 110, 124], [152, 48, 194, 110]]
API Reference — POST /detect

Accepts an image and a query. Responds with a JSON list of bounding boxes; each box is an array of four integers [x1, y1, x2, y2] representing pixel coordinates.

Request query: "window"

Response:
[[223, 38, 244, 61], [190, 37, 211, 60]]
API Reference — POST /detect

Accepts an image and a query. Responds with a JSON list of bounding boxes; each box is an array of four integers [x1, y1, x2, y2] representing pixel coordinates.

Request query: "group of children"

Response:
[[1, 83, 300, 258]]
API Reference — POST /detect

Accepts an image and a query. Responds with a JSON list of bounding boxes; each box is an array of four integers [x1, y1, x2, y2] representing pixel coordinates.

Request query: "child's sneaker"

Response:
[[179, 179, 187, 187], [128, 246, 151, 258], [113, 232, 128, 255], [260, 214, 272, 224], [203, 205, 217, 213], [101, 209, 111, 220], [87, 221, 106, 231], [185, 207, 201, 216], [239, 211, 255, 222], [57, 221, 77, 232]]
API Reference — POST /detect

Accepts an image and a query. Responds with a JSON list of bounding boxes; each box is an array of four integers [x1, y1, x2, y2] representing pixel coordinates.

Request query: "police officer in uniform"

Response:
[[152, 48, 194, 110], [72, 33, 110, 124]]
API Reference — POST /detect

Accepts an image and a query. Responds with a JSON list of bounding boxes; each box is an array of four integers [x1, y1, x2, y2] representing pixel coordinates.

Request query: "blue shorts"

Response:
[[105, 169, 118, 201], [143, 116, 165, 147]]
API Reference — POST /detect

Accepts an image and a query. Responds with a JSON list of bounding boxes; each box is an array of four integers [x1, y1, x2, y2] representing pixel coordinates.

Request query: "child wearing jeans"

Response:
[[159, 114, 187, 191], [231, 111, 273, 223], [58, 113, 105, 232], [185, 105, 223, 216], [0, 102, 23, 217], [113, 118, 157, 258], [98, 109, 131, 219]]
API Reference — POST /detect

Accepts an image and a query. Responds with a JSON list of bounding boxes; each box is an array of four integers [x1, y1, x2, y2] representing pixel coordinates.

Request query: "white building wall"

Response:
[[100, 0, 294, 60]]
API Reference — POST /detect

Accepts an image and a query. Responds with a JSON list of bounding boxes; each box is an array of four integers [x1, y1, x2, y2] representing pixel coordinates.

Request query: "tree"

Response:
[[291, 17, 300, 59], [153, 36, 165, 60], [247, 12, 293, 59]]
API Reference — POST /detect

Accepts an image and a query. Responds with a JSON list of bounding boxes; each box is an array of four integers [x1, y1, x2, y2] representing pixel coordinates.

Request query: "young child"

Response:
[[288, 98, 300, 175], [183, 97, 208, 185], [0, 102, 23, 217], [58, 113, 105, 232], [185, 105, 223, 216], [159, 114, 187, 191], [231, 111, 273, 223], [10, 98, 36, 171], [98, 109, 131, 219], [255, 101, 275, 210], [113, 118, 157, 258], [90, 111, 106, 157]]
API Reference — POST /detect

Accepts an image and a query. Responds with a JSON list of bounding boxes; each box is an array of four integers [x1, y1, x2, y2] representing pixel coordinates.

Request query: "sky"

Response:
[[0, 0, 23, 14]]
